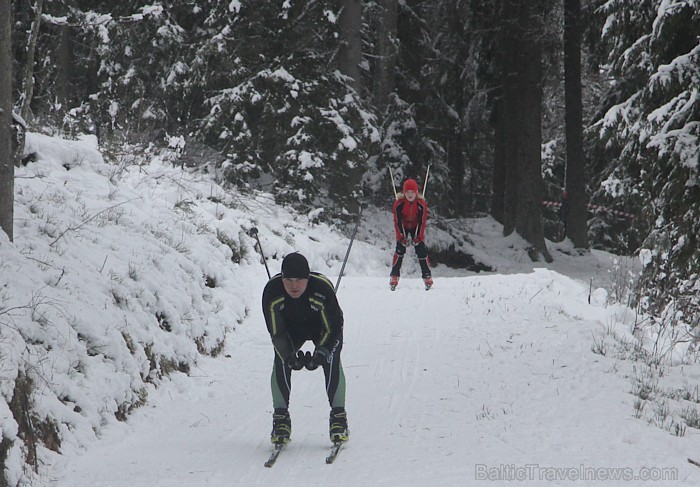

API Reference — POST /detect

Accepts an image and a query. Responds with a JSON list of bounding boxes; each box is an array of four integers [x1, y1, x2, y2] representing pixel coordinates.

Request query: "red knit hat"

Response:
[[402, 179, 419, 193]]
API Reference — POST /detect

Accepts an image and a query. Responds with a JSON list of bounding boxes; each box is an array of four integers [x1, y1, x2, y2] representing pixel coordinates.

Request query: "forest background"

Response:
[[0, 0, 697, 482], [2, 0, 698, 394]]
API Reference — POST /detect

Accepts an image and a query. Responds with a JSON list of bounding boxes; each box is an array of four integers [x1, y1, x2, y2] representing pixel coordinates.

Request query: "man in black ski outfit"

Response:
[[262, 252, 348, 444]]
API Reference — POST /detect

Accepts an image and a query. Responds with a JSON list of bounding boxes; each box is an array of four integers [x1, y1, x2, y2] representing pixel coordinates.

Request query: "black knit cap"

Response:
[[281, 252, 310, 279]]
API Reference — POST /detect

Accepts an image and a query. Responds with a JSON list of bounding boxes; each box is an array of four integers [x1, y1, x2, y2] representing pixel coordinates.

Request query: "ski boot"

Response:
[[423, 275, 433, 291], [389, 275, 399, 291], [329, 407, 349, 442], [271, 408, 291, 444]]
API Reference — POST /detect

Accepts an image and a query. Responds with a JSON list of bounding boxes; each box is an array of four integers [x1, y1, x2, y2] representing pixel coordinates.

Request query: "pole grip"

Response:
[[248, 227, 271, 279]]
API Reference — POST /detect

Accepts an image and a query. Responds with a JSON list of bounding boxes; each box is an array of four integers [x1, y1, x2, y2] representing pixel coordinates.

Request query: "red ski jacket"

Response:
[[393, 196, 428, 242]]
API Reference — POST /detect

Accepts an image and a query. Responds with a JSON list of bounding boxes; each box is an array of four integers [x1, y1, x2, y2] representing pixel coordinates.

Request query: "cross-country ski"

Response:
[[325, 441, 344, 464], [264, 442, 286, 468]]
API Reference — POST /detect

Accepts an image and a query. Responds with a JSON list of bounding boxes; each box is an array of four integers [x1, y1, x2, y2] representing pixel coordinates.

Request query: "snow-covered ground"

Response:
[[2, 134, 699, 486], [50, 272, 700, 487]]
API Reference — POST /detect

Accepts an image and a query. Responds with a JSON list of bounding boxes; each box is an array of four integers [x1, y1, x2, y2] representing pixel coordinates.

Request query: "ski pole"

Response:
[[388, 166, 398, 200], [422, 164, 431, 198], [334, 204, 363, 292], [248, 227, 271, 279]]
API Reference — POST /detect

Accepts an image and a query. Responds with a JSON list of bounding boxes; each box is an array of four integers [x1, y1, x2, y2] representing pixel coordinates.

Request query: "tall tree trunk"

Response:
[[447, 129, 466, 215], [339, 0, 362, 93], [332, 0, 363, 213], [444, 1, 471, 217], [19, 0, 43, 122], [500, 0, 519, 236], [0, 0, 13, 241], [503, 0, 551, 261], [55, 23, 73, 116], [490, 99, 506, 223], [373, 0, 398, 113], [564, 0, 589, 248], [490, 24, 507, 225]]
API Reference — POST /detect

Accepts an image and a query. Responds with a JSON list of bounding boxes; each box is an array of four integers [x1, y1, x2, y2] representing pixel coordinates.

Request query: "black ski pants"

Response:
[[271, 331, 346, 411]]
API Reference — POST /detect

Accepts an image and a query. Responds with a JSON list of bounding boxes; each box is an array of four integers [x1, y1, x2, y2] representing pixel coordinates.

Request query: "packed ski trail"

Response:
[[52, 273, 696, 486]]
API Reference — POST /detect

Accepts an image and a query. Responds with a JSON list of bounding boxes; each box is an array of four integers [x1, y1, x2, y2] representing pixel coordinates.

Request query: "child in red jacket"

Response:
[[390, 178, 433, 290]]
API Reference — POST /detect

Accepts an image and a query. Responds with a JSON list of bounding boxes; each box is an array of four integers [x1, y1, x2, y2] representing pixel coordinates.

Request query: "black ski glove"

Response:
[[306, 346, 329, 370], [285, 351, 305, 370], [302, 351, 316, 370]]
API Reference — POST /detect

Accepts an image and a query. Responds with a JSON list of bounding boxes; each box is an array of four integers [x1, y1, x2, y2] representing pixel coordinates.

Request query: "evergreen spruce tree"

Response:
[[593, 0, 699, 337], [195, 1, 375, 213], [586, 0, 659, 252]]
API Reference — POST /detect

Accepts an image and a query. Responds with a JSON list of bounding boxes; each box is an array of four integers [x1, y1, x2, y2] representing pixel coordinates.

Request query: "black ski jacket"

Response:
[[262, 272, 344, 361]]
